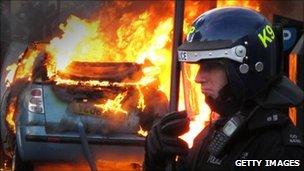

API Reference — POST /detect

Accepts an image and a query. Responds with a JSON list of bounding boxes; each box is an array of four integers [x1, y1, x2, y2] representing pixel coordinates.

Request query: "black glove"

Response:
[[144, 111, 190, 171]]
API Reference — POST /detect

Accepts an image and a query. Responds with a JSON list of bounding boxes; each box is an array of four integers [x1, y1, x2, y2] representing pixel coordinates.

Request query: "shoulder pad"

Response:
[[248, 109, 289, 130], [281, 123, 304, 148]]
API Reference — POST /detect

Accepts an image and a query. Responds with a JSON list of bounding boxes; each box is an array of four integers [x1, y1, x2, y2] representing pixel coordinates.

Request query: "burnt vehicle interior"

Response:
[[1, 0, 303, 170]]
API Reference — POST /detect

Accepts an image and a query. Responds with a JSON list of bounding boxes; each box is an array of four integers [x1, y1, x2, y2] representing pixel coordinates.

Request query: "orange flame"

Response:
[[288, 53, 297, 125], [46, 14, 173, 98], [6, 97, 17, 133], [42, 8, 174, 136], [4, 2, 176, 139], [3, 1, 263, 144]]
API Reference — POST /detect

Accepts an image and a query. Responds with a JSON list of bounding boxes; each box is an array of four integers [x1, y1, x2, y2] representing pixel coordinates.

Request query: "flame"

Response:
[[4, 3, 174, 139], [178, 75, 185, 111], [137, 126, 148, 137], [5, 63, 18, 87], [137, 86, 146, 111], [6, 97, 17, 133], [177, 1, 215, 148], [217, 0, 261, 11], [289, 53, 297, 85], [4, 1, 263, 146], [95, 92, 128, 115], [41, 7, 174, 136], [46, 15, 110, 72], [179, 64, 211, 148], [15, 49, 40, 81], [288, 53, 297, 125], [40, 12, 174, 137], [46, 14, 173, 98], [4, 48, 39, 87]]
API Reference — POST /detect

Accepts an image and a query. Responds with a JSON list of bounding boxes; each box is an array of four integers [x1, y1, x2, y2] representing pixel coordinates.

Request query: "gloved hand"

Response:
[[144, 111, 190, 171]]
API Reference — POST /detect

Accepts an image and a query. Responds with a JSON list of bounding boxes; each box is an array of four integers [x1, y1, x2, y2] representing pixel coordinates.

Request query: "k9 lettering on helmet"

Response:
[[258, 24, 275, 48]]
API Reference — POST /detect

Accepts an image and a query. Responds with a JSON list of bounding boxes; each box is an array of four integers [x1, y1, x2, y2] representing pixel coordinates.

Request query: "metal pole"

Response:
[[166, 1, 185, 171], [169, 0, 185, 112]]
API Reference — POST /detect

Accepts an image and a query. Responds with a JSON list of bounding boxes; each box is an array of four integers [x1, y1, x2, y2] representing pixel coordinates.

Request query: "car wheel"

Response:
[[11, 145, 33, 171], [1, 92, 15, 157]]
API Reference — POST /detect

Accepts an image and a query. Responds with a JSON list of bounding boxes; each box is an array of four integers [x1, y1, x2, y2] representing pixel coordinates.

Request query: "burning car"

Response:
[[0, 1, 180, 169], [0, 41, 169, 170], [0, 0, 212, 169], [1, 1, 277, 170]]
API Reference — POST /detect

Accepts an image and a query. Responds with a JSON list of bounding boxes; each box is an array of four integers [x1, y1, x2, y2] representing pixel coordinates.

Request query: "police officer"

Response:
[[144, 7, 304, 171]]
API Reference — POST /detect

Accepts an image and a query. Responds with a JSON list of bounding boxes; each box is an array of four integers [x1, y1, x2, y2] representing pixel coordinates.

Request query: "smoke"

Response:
[[260, 0, 303, 22]]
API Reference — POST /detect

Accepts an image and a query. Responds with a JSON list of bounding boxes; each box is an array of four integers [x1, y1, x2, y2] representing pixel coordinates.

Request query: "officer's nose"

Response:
[[195, 66, 208, 84]]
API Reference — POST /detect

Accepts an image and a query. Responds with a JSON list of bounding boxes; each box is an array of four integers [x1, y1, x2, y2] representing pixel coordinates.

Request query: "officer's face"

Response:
[[195, 61, 228, 100]]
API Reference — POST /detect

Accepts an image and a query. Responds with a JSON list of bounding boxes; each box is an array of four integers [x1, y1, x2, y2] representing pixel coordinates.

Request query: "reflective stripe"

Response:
[[178, 45, 246, 63]]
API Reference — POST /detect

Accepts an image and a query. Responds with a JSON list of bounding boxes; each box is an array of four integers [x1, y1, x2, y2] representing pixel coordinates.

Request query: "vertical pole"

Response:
[[169, 0, 185, 112]]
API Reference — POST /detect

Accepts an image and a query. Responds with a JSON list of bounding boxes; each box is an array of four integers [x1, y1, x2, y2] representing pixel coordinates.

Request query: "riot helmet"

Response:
[[178, 7, 281, 108]]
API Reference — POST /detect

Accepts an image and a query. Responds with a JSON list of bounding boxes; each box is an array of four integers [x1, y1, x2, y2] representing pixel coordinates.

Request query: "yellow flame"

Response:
[[55, 77, 112, 87], [177, 2, 215, 148], [42, 11, 174, 122], [15, 49, 39, 81], [46, 15, 110, 72], [4, 49, 39, 87], [5, 63, 18, 87], [46, 13, 173, 97], [95, 92, 128, 115], [179, 103, 211, 148], [137, 126, 148, 137], [179, 64, 211, 148], [6, 97, 17, 134], [135, 18, 173, 97], [178, 74, 185, 111], [137, 86, 146, 111], [54, 77, 158, 88]]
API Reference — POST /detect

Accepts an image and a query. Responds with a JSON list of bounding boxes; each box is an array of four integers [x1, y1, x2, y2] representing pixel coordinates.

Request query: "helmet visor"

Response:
[[178, 44, 247, 63]]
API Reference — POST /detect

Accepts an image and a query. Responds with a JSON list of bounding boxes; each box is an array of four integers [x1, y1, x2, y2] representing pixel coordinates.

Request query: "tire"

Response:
[[1, 90, 14, 157], [11, 145, 33, 171], [0, 142, 6, 169]]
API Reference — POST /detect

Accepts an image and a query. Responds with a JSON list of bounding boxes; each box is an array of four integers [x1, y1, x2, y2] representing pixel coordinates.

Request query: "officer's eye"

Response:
[[200, 61, 224, 71]]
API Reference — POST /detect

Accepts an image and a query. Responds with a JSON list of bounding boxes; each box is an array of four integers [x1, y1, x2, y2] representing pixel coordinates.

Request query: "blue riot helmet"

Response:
[[178, 7, 281, 103]]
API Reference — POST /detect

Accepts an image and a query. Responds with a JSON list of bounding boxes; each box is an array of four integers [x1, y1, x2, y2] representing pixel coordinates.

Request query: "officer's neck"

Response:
[[205, 85, 256, 118]]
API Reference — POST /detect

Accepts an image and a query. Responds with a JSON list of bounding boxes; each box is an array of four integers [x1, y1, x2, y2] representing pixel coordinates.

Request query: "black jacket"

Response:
[[144, 76, 304, 171], [176, 107, 304, 171]]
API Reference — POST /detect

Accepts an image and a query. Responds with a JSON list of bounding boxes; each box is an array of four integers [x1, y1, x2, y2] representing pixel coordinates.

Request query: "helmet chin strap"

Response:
[[205, 84, 242, 117]]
